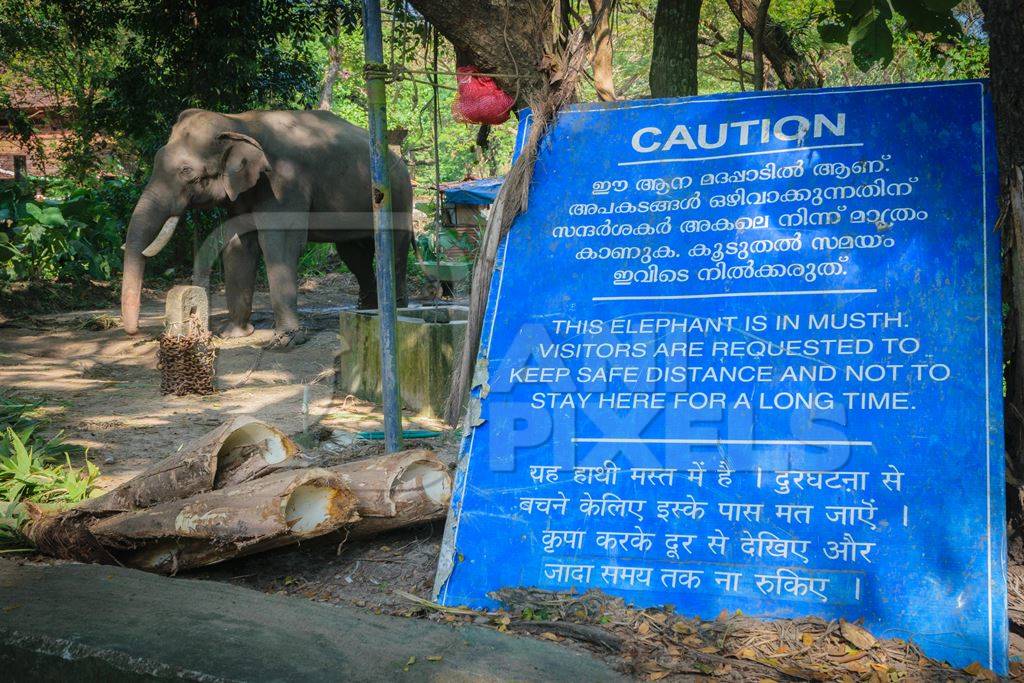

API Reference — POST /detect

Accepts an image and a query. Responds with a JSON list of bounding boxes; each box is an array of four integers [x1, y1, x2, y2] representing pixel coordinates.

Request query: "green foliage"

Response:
[[415, 223, 476, 263], [0, 429, 97, 505], [298, 242, 345, 278], [819, 0, 963, 70], [0, 0, 359, 173], [102, 1, 357, 155], [0, 394, 98, 551], [0, 0, 129, 179], [0, 178, 139, 283], [308, 21, 516, 190]]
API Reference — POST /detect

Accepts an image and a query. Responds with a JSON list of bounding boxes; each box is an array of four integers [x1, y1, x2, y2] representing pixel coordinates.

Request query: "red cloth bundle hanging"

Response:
[[451, 66, 515, 125]]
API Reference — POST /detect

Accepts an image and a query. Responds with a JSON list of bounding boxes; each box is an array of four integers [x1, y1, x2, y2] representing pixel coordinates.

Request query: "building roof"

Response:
[[1, 73, 64, 110]]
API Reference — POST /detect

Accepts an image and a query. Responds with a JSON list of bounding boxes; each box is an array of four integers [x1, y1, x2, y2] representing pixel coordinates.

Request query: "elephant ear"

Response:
[[218, 131, 270, 202]]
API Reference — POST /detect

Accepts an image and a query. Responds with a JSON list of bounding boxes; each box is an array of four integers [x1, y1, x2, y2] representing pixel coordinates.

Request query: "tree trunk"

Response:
[[723, 0, 818, 89], [86, 469, 357, 573], [319, 41, 343, 110], [751, 0, 771, 90], [982, 0, 1024, 489], [588, 0, 615, 101], [26, 436, 452, 573], [406, 0, 553, 109], [330, 449, 452, 538], [28, 468, 358, 573], [649, 0, 704, 98]]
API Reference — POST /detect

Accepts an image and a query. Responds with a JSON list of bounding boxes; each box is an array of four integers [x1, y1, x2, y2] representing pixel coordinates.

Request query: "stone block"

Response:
[[165, 285, 209, 336]]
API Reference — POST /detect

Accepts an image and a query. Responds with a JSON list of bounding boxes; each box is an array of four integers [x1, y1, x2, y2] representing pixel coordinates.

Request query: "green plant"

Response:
[[0, 395, 99, 551], [0, 177, 138, 284], [416, 222, 476, 263], [298, 242, 344, 278], [0, 428, 97, 505]]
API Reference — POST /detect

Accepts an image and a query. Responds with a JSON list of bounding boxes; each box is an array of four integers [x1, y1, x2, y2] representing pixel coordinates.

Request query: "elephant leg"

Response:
[[393, 222, 411, 308], [253, 211, 308, 348], [336, 239, 379, 309], [219, 218, 259, 338]]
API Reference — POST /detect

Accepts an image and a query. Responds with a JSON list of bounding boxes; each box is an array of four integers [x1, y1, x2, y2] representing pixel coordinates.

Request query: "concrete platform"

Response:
[[336, 305, 467, 418], [0, 562, 623, 682]]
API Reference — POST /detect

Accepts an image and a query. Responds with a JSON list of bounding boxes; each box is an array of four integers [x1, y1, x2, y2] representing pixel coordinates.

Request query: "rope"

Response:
[[362, 61, 394, 82]]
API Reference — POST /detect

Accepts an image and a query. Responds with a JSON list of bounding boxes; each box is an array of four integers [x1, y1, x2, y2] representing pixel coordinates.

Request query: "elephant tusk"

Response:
[[141, 216, 180, 257]]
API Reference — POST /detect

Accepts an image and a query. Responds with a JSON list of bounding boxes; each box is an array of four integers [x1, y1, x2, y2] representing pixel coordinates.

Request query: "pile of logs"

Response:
[[26, 416, 451, 573]]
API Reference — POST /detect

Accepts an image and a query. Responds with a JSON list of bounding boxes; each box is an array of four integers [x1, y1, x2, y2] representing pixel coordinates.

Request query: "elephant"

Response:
[[120, 108, 413, 345]]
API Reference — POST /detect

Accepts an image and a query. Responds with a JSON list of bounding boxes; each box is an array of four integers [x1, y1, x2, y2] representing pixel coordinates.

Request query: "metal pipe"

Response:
[[362, 0, 403, 453]]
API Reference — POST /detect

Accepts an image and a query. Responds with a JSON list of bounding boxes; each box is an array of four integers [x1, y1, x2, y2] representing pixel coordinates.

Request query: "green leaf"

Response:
[[849, 9, 894, 70], [23, 203, 43, 223], [22, 203, 66, 228], [891, 0, 960, 34], [818, 19, 850, 44], [22, 224, 46, 243], [37, 206, 67, 228], [921, 0, 960, 11]]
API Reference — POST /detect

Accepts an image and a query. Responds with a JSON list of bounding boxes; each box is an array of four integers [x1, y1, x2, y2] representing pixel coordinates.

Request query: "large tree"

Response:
[[0, 0, 128, 178], [725, 0, 819, 88], [649, 0, 705, 97], [406, 0, 553, 109], [102, 0, 346, 152], [980, 0, 1024, 484]]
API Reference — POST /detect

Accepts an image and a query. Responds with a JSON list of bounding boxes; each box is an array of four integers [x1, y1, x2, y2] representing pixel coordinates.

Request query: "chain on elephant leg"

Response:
[[264, 327, 310, 351]]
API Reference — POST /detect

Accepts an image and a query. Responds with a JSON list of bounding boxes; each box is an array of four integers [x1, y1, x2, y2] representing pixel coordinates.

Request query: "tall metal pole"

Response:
[[362, 0, 402, 453]]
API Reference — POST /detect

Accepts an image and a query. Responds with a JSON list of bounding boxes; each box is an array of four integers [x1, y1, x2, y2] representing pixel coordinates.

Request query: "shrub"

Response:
[[0, 394, 99, 551], [0, 177, 141, 284]]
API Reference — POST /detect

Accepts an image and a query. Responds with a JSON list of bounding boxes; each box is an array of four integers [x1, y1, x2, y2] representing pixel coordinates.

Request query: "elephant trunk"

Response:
[[121, 189, 180, 335]]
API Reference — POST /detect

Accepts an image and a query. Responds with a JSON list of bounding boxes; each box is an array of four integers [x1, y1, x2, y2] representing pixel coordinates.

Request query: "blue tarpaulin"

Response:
[[440, 176, 503, 206]]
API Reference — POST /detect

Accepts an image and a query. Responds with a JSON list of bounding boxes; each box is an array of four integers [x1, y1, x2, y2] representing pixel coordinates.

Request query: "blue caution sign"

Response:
[[434, 81, 1006, 672]]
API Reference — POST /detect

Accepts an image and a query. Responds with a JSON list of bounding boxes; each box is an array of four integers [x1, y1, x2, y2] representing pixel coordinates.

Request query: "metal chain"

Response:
[[157, 314, 216, 396]]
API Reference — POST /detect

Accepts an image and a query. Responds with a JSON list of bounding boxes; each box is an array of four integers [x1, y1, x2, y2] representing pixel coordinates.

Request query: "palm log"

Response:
[[329, 449, 452, 538], [87, 468, 358, 573], [77, 415, 303, 514]]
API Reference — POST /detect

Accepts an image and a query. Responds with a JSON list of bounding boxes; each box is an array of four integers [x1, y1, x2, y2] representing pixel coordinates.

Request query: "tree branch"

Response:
[[723, 0, 818, 89], [406, 0, 552, 109]]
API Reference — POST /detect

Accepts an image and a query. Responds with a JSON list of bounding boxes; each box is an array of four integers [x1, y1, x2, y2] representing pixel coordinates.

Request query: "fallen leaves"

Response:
[[840, 619, 877, 651], [493, 587, 959, 683], [962, 661, 998, 681]]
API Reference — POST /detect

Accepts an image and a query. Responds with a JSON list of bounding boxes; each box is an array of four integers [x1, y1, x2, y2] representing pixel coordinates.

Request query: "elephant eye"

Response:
[[179, 166, 195, 181]]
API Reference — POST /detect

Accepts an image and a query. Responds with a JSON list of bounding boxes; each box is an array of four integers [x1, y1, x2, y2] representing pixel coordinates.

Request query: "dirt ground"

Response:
[[0, 272, 461, 613]]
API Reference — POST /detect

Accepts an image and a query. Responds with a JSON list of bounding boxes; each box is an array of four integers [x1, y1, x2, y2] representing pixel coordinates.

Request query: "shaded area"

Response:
[[0, 562, 624, 682]]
